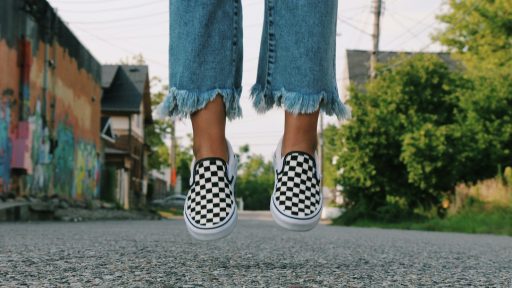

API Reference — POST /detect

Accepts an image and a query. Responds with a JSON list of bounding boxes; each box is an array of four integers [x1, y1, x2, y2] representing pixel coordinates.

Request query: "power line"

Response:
[[72, 19, 168, 30], [341, 5, 371, 13], [73, 26, 168, 68], [70, 10, 168, 25], [56, 0, 163, 13], [354, 0, 481, 79], [389, 10, 438, 28], [381, 6, 440, 48], [338, 17, 372, 36], [388, 13, 414, 36], [354, 9, 371, 47], [108, 33, 169, 40], [388, 20, 438, 51], [50, 0, 144, 4]]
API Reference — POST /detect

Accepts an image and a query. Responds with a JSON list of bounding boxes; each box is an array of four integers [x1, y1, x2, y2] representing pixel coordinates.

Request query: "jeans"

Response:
[[159, 0, 350, 121]]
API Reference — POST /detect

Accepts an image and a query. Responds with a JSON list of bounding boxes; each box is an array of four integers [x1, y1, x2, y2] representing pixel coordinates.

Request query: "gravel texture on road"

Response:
[[1, 220, 511, 287]]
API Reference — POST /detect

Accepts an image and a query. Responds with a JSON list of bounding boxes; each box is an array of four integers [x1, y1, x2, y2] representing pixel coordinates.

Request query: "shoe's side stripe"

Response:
[[185, 205, 237, 230], [271, 194, 322, 220]]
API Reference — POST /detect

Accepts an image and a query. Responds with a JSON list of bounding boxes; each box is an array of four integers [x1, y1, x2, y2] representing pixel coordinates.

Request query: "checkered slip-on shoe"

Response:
[[183, 140, 238, 241], [270, 139, 323, 231]]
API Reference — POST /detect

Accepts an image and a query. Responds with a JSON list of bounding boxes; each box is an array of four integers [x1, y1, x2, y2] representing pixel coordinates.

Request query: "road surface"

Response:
[[1, 218, 511, 287]]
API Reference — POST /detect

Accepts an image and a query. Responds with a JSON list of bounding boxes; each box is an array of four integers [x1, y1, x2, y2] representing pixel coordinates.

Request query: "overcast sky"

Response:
[[47, 0, 446, 159]]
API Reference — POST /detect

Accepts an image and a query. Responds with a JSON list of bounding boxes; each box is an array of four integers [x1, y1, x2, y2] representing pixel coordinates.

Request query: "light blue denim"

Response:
[[160, 0, 350, 121]]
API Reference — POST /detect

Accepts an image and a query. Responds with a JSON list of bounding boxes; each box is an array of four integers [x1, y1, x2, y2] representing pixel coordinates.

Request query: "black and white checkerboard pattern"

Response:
[[186, 159, 233, 227], [274, 152, 321, 218]]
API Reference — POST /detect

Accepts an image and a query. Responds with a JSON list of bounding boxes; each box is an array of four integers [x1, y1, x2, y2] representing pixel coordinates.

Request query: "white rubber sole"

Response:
[[270, 199, 321, 232], [184, 207, 238, 241]]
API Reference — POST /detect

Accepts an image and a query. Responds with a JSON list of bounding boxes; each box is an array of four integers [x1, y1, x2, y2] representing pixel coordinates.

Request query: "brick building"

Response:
[[0, 0, 102, 199]]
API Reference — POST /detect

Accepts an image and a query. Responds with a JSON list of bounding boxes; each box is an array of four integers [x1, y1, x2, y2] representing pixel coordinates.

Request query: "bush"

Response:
[[504, 167, 512, 187], [338, 54, 467, 219], [235, 153, 274, 210]]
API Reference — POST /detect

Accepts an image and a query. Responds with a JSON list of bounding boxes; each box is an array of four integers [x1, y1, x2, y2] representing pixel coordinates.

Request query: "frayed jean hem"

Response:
[[250, 84, 351, 120], [157, 87, 243, 121]]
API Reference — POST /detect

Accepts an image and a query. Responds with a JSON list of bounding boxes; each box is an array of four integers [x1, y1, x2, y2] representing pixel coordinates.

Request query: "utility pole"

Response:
[[170, 119, 177, 194], [370, 0, 383, 79], [319, 113, 324, 193]]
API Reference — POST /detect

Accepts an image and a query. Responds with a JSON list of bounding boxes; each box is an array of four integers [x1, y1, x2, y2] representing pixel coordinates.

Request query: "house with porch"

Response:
[[100, 65, 152, 209]]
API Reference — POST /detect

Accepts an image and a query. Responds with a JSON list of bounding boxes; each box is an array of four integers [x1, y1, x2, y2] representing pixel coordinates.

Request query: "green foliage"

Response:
[[145, 120, 171, 171], [337, 2, 512, 225], [235, 146, 274, 210], [435, 1, 512, 182], [143, 73, 174, 171], [400, 123, 459, 195], [322, 125, 343, 189], [435, 0, 512, 75], [336, 199, 512, 236], [504, 167, 512, 187], [176, 135, 193, 193], [456, 75, 512, 182], [338, 54, 467, 222]]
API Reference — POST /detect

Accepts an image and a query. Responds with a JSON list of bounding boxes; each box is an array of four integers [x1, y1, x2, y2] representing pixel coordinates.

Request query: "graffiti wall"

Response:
[[0, 0, 102, 199], [0, 89, 14, 193]]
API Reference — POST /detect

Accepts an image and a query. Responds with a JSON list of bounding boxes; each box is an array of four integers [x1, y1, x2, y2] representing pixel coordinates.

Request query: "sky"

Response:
[[47, 0, 446, 159]]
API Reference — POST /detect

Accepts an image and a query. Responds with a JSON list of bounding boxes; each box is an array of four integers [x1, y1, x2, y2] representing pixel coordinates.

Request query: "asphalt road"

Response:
[[1, 218, 511, 287]]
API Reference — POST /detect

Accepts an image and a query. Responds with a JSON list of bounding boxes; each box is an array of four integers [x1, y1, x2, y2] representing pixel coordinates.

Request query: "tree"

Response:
[[175, 134, 193, 193], [337, 54, 467, 222], [435, 0, 512, 76], [118, 53, 146, 66], [235, 146, 274, 210], [434, 0, 512, 181], [322, 124, 343, 189], [337, 1, 512, 223], [145, 79, 173, 171]]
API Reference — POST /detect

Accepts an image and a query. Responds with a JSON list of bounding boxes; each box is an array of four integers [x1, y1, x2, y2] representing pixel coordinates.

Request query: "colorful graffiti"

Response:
[[73, 142, 100, 199], [52, 124, 101, 199], [52, 123, 75, 196], [3, 97, 102, 198], [0, 88, 13, 193], [10, 120, 32, 173], [28, 100, 52, 194]]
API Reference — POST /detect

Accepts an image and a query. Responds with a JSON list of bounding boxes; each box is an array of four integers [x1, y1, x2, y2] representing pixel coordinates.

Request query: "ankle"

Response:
[[282, 111, 320, 156], [193, 137, 229, 161], [281, 136, 317, 156]]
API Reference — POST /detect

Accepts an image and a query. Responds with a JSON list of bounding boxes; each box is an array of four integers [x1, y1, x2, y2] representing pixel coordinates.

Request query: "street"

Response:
[[1, 218, 511, 287]]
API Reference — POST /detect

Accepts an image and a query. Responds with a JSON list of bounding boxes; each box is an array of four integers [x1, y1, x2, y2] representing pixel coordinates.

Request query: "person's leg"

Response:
[[160, 0, 243, 240], [253, 0, 350, 231], [191, 95, 228, 161], [282, 110, 319, 156], [252, 0, 350, 141], [160, 0, 243, 160]]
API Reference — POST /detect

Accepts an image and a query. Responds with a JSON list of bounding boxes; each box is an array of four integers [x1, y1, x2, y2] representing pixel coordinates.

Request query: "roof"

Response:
[[105, 147, 129, 155], [345, 49, 459, 88], [101, 66, 118, 89], [101, 65, 150, 114]]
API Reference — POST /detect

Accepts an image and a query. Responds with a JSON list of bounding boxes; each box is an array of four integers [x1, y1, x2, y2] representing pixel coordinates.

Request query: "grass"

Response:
[[346, 205, 512, 236], [335, 176, 512, 236]]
